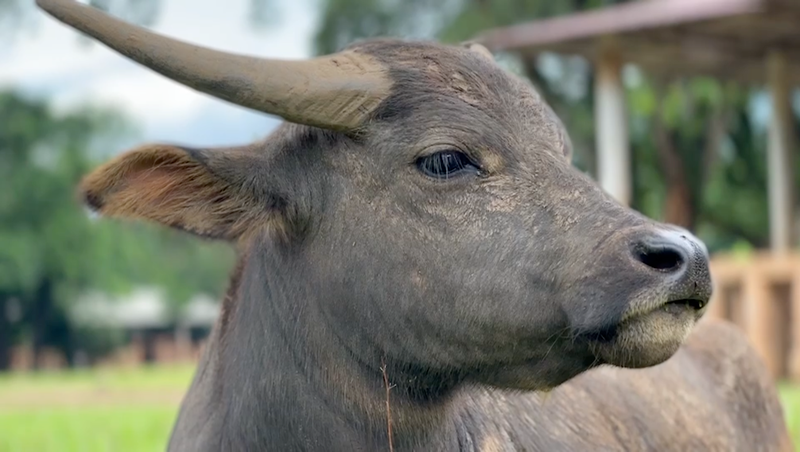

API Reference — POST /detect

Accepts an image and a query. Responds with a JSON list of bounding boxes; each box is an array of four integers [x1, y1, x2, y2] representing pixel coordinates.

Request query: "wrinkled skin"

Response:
[[73, 39, 791, 451]]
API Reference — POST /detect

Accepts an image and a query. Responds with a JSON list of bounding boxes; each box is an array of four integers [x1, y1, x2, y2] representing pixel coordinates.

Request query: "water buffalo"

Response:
[[37, 0, 793, 450]]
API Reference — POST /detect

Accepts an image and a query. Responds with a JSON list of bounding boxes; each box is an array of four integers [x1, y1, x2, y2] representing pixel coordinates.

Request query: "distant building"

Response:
[[68, 286, 219, 365]]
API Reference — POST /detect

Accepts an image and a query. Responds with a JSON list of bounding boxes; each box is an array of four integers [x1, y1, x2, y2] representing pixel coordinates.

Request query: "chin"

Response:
[[589, 308, 701, 369], [476, 347, 601, 392]]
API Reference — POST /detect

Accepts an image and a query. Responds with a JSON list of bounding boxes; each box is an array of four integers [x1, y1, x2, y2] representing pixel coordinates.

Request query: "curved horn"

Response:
[[36, 0, 392, 131]]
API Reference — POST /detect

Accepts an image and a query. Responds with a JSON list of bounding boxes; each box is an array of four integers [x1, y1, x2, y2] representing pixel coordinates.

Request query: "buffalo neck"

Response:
[[190, 239, 472, 451]]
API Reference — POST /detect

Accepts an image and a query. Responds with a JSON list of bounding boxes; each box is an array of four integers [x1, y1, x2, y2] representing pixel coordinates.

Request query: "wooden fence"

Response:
[[707, 251, 800, 381], [10, 331, 207, 371]]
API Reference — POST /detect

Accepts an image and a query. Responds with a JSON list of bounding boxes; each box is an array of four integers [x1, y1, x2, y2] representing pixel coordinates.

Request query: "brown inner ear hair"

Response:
[[79, 144, 275, 242]]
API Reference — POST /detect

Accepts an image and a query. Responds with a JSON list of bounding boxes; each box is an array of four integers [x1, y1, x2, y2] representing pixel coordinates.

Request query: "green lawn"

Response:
[[1, 365, 799, 451], [780, 384, 800, 449], [0, 364, 195, 395], [0, 365, 195, 452], [0, 406, 180, 452]]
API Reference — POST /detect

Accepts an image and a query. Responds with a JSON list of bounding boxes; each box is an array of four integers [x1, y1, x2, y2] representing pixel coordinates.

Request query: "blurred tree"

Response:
[[0, 90, 234, 370]]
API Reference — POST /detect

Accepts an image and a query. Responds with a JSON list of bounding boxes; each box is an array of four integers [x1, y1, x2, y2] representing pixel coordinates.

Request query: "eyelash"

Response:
[[415, 150, 482, 180]]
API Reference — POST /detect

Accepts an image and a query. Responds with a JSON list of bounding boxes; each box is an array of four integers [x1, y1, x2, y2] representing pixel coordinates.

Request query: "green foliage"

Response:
[[312, 0, 628, 55], [0, 91, 130, 297], [71, 326, 128, 358], [0, 89, 234, 366], [778, 383, 800, 450]]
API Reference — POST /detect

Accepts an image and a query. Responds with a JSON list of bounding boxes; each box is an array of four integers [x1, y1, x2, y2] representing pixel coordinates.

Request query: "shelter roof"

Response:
[[477, 0, 800, 83]]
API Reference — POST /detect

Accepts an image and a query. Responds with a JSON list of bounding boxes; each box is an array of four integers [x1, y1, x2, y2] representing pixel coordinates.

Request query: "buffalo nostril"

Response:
[[633, 243, 685, 272]]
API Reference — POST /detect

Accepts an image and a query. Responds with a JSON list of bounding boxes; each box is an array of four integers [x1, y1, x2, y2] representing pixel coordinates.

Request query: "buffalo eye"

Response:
[[416, 150, 481, 180]]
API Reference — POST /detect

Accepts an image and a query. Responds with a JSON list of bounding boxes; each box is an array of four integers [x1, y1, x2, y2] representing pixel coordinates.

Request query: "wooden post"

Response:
[[767, 51, 795, 253], [743, 267, 777, 378], [706, 259, 729, 320], [790, 264, 800, 381], [706, 278, 726, 320], [594, 41, 631, 206]]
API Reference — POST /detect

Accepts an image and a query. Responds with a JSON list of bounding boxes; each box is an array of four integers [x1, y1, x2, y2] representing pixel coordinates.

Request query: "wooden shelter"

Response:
[[477, 0, 799, 251], [477, 0, 800, 380]]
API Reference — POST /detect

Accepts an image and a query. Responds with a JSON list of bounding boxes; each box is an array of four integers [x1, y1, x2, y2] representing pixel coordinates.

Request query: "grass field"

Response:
[[780, 384, 800, 449], [1, 365, 800, 451], [0, 365, 194, 452]]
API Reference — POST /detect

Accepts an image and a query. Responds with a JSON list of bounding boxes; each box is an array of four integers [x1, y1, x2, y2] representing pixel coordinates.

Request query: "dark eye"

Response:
[[416, 150, 481, 180]]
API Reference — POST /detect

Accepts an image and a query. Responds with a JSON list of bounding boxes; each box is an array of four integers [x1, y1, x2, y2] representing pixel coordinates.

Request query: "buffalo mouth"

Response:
[[582, 297, 707, 345], [662, 298, 707, 312], [584, 295, 710, 369], [619, 293, 710, 325]]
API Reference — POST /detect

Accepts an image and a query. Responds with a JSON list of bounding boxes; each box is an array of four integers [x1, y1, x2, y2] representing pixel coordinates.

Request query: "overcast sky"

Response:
[[1, 0, 315, 148]]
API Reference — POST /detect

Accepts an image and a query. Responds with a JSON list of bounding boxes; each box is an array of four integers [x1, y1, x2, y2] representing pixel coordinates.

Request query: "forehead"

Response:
[[352, 39, 570, 161]]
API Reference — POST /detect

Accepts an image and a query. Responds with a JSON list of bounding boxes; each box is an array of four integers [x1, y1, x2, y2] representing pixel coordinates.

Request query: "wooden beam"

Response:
[[519, 29, 800, 85], [483, 6, 800, 85], [477, 0, 765, 54]]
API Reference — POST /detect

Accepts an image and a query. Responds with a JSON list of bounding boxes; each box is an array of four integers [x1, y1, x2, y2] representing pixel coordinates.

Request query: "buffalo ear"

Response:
[[79, 144, 269, 241]]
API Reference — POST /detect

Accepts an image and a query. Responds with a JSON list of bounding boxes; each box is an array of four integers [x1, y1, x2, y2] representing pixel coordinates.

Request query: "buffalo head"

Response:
[[39, 0, 711, 392]]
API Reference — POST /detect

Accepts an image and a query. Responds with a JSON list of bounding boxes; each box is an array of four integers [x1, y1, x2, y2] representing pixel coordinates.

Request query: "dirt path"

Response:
[[0, 389, 186, 409]]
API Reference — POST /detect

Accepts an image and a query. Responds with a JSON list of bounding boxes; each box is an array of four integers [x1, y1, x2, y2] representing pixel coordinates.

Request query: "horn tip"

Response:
[[36, 0, 77, 17], [35, 0, 56, 10], [36, 0, 62, 16]]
